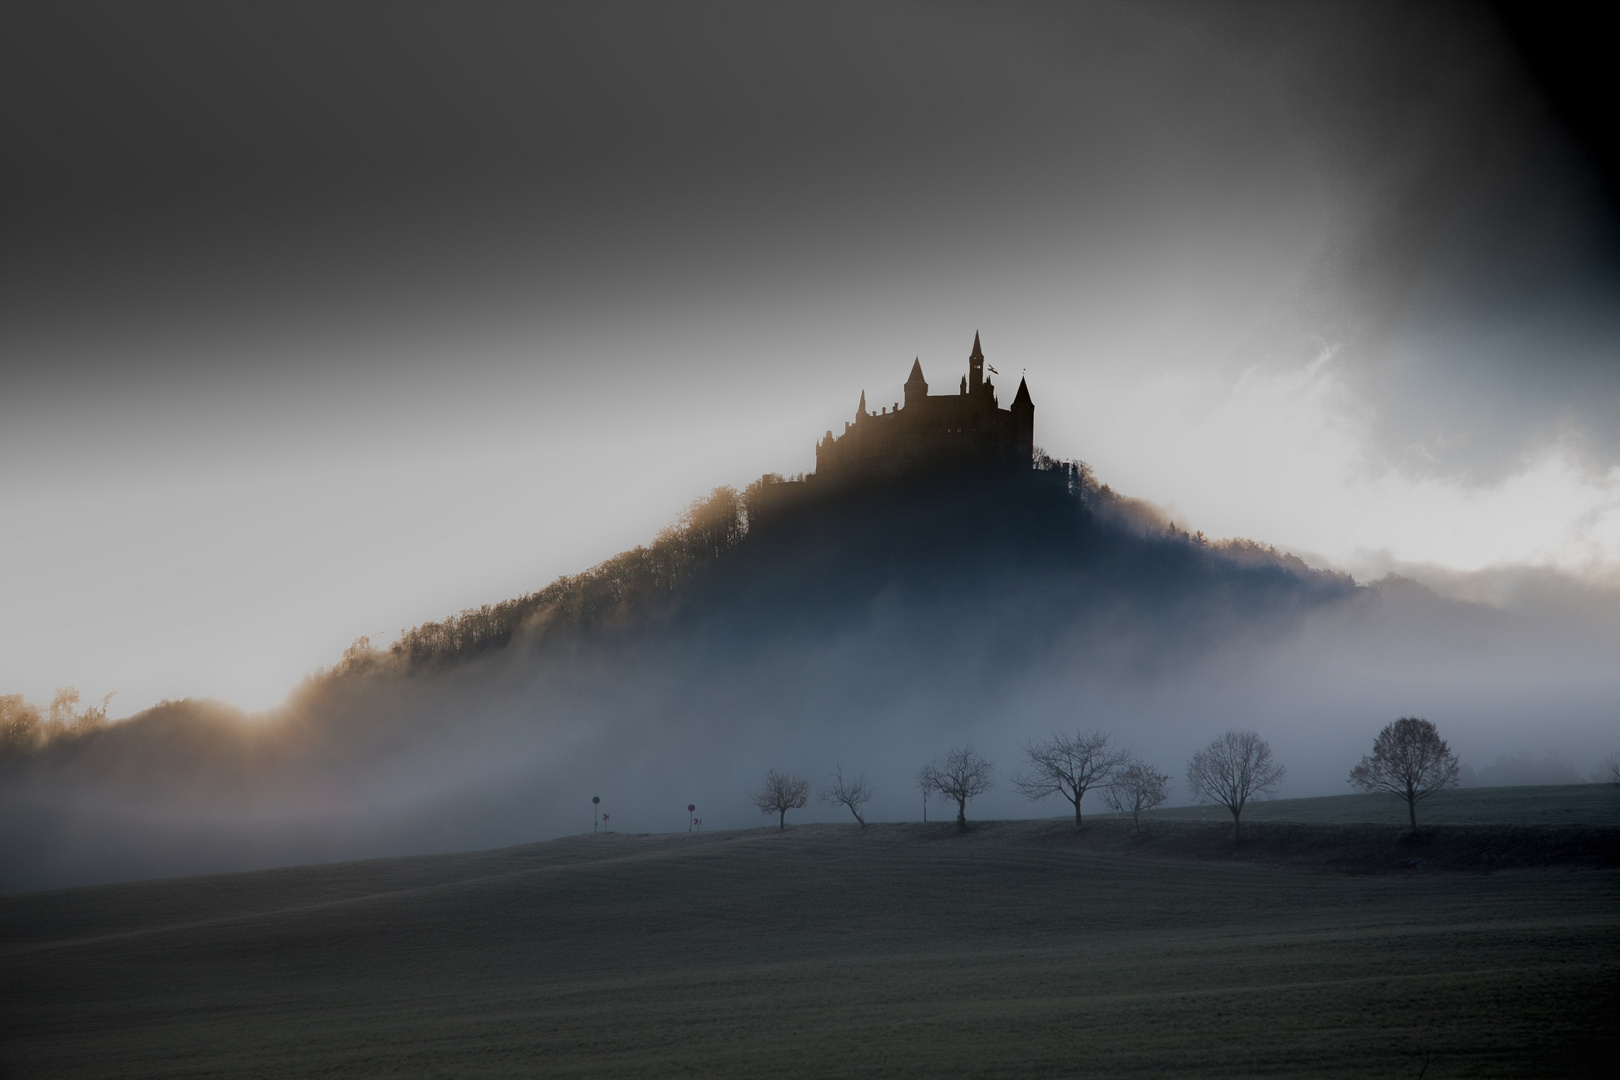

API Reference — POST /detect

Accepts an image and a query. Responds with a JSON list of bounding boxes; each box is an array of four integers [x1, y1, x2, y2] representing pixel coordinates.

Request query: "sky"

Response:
[[3, 0, 1618, 717]]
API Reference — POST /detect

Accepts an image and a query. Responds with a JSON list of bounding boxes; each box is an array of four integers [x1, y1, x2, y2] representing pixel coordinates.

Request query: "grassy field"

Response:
[[2, 791, 1616, 1078], [1148, 783, 1620, 827]]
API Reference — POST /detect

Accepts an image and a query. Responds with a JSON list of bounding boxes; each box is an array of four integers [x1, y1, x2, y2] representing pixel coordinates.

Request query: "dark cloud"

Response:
[[8, 1, 1612, 476]]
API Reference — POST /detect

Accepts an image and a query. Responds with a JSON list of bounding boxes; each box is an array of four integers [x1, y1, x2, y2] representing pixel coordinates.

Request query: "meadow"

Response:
[[1149, 783, 1620, 827], [2, 786, 1615, 1078]]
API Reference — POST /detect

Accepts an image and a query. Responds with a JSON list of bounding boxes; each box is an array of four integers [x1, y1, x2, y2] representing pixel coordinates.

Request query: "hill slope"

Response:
[[2, 811, 1616, 1078]]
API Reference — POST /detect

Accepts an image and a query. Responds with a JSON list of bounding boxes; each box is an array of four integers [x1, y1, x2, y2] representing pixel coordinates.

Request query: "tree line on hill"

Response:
[[376, 484, 755, 670], [749, 717, 1529, 839], [0, 689, 114, 756], [309, 456, 1348, 682]]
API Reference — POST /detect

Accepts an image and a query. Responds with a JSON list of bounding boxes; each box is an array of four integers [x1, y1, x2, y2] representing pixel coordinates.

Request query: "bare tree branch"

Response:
[[1104, 756, 1171, 832], [1186, 730, 1284, 841], [819, 764, 872, 827], [752, 769, 809, 831], [921, 746, 994, 832], [1011, 729, 1121, 828], [1348, 717, 1460, 832]]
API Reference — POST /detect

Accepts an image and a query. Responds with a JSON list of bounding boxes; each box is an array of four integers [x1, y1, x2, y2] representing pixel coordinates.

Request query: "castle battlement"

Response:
[[814, 333, 1034, 477]]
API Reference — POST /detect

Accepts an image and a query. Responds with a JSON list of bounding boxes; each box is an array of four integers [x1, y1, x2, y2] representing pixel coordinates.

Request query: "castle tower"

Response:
[[903, 358, 928, 408], [1011, 376, 1034, 461], [967, 332, 985, 394]]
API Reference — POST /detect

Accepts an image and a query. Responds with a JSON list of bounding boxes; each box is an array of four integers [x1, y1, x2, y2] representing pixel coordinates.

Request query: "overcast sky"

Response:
[[3, 1, 1617, 715]]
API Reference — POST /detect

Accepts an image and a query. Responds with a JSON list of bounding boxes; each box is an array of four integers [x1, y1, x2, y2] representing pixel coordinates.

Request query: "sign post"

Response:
[[592, 795, 600, 834]]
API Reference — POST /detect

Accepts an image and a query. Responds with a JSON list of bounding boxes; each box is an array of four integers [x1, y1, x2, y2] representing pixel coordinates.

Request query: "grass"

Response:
[[1, 791, 1616, 1078], [1148, 783, 1620, 827]]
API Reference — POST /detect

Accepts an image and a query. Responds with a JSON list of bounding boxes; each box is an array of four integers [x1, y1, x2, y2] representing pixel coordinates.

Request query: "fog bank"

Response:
[[3, 470, 1615, 892]]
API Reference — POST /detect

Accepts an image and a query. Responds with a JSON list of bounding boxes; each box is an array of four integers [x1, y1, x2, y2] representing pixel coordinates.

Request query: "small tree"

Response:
[[47, 687, 113, 735], [752, 769, 810, 831], [1348, 717, 1460, 832], [1104, 756, 1171, 832], [1187, 729, 1284, 841], [922, 746, 995, 832], [1011, 729, 1121, 828], [820, 764, 873, 826], [2, 688, 112, 757], [0, 694, 43, 756]]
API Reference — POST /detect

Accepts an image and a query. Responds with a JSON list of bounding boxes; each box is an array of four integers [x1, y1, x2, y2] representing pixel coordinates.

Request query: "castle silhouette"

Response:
[[814, 333, 1033, 476]]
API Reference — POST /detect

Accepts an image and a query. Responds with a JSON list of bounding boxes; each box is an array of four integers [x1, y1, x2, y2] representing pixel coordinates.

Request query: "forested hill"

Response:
[[354, 464, 1354, 677], [1, 464, 1365, 891]]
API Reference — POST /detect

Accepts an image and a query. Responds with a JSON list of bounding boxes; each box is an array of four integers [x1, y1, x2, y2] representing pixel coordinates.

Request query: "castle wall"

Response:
[[815, 347, 1033, 477]]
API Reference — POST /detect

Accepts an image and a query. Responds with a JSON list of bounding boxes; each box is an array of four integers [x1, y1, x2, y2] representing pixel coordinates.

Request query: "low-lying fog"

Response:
[[2, 472, 1616, 892]]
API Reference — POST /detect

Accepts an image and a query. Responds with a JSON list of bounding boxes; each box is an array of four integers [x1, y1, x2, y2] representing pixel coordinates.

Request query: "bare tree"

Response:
[[1348, 717, 1460, 832], [1011, 729, 1121, 828], [752, 769, 810, 831], [1104, 756, 1171, 831], [1607, 753, 1620, 788], [820, 764, 873, 826], [1186, 730, 1284, 841], [921, 746, 995, 831]]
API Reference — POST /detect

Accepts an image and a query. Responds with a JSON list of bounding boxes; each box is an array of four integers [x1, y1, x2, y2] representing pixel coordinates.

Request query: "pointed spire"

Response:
[[903, 356, 929, 406], [966, 332, 985, 394], [857, 389, 867, 418], [1012, 376, 1033, 408]]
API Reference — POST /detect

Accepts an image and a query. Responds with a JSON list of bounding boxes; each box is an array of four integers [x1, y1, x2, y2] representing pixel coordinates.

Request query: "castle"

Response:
[[814, 333, 1033, 476]]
